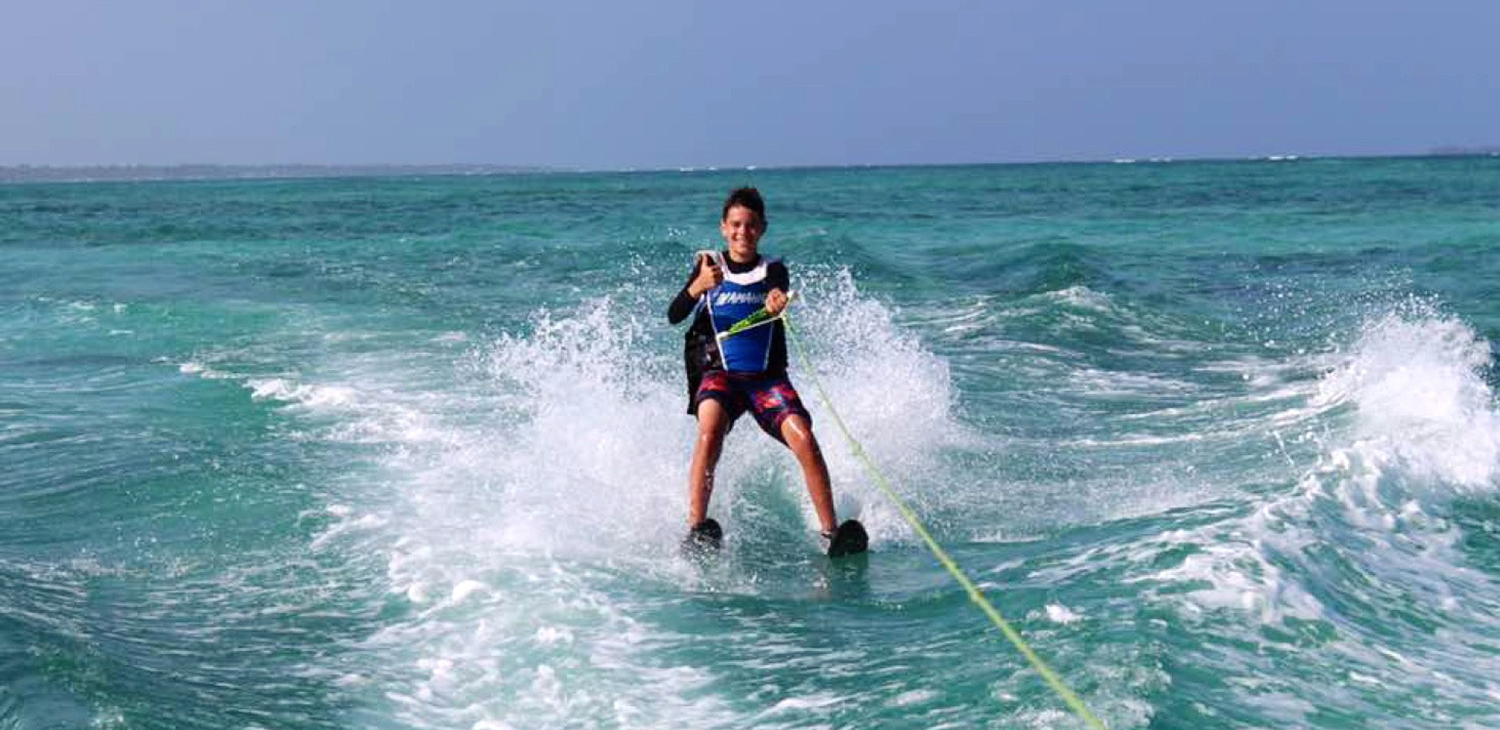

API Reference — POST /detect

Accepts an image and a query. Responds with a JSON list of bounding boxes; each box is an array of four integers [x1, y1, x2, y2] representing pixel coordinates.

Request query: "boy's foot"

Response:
[[823, 519, 868, 558], [682, 518, 723, 555]]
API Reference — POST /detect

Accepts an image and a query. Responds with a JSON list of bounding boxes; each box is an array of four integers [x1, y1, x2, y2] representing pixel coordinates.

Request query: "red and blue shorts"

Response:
[[695, 370, 811, 442]]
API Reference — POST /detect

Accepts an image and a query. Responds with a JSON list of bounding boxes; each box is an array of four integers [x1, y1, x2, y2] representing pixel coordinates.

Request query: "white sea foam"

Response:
[[247, 378, 359, 408], [177, 360, 237, 380], [296, 277, 971, 728], [786, 269, 974, 543], [1044, 603, 1083, 624], [1315, 311, 1500, 489], [1132, 307, 1500, 639]]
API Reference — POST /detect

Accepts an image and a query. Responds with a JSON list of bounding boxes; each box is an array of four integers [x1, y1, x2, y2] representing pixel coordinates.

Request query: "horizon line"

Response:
[[3, 149, 1498, 184]]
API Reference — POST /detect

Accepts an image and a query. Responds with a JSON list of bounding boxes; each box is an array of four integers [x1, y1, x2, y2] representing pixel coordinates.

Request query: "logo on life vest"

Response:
[[713, 291, 766, 307]]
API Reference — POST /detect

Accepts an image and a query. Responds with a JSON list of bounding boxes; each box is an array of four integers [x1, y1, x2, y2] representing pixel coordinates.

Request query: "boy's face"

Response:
[[720, 204, 764, 262]]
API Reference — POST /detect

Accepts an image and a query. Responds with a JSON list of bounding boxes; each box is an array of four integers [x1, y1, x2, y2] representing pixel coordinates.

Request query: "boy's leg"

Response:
[[779, 414, 837, 533], [688, 399, 729, 526]]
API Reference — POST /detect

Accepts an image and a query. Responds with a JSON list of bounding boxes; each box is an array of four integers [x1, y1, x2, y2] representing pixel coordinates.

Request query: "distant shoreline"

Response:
[[2, 151, 1496, 184], [0, 163, 551, 184]]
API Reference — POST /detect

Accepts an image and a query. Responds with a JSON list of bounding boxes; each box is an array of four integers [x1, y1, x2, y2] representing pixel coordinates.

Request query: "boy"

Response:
[[666, 187, 865, 556]]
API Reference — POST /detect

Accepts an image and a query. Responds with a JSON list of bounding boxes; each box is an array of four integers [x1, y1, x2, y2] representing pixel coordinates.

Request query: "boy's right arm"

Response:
[[669, 253, 727, 323]]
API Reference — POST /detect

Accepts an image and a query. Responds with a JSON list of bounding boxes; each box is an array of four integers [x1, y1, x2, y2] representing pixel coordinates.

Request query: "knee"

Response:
[[697, 417, 726, 444], [780, 415, 818, 452]]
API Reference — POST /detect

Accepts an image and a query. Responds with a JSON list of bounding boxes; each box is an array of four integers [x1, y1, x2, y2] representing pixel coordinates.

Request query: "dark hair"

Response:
[[721, 187, 766, 228]]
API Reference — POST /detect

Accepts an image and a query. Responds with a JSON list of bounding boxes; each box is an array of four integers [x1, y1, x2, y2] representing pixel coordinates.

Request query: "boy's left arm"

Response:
[[765, 260, 791, 314], [766, 289, 789, 315]]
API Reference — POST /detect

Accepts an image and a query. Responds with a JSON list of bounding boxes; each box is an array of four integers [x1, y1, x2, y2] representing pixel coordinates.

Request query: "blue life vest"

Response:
[[704, 257, 779, 373]]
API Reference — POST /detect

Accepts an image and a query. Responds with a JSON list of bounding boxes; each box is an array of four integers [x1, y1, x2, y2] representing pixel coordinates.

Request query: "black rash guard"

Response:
[[667, 252, 790, 413]]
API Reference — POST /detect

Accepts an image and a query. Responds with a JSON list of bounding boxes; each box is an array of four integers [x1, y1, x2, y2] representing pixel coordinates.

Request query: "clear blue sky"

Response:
[[4, 0, 1496, 168]]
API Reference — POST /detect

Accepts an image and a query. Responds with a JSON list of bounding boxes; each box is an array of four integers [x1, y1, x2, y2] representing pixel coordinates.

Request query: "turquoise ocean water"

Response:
[[3, 157, 1500, 729]]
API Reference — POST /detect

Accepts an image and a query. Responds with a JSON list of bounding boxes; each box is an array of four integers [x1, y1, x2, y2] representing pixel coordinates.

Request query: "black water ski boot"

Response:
[[682, 518, 723, 556], [824, 519, 868, 558]]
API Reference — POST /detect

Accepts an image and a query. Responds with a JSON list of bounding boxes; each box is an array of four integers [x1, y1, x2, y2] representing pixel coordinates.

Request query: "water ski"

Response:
[[824, 519, 868, 558], [681, 518, 723, 557]]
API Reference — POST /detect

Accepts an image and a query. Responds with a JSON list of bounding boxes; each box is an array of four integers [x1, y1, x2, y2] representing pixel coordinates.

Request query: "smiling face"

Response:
[[720, 204, 764, 263]]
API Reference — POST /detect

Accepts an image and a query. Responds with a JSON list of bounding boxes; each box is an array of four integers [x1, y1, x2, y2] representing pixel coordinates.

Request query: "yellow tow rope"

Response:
[[783, 312, 1108, 730]]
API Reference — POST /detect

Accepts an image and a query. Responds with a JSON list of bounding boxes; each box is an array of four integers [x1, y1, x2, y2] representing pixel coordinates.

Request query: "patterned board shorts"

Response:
[[695, 370, 812, 442]]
